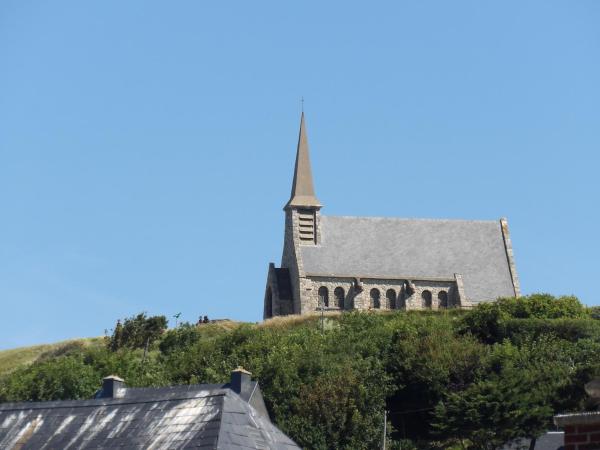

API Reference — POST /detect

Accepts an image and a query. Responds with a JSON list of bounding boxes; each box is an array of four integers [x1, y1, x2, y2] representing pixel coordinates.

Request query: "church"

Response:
[[264, 114, 520, 318]]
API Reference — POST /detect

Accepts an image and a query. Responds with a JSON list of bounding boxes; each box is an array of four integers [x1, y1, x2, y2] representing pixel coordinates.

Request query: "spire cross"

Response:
[[301, 96, 304, 113]]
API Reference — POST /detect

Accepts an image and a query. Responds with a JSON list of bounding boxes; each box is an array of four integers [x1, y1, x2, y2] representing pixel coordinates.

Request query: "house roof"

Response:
[[0, 383, 299, 450], [301, 215, 516, 302], [501, 431, 564, 450]]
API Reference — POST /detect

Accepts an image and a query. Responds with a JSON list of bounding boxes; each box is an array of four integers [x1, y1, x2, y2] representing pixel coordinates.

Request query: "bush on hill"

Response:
[[1, 294, 599, 450], [460, 293, 591, 343], [0, 355, 99, 402], [107, 312, 168, 351]]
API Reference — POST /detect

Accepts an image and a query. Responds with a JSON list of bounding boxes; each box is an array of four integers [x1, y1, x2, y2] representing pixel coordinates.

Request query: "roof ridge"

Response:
[[321, 214, 501, 223], [0, 389, 228, 411]]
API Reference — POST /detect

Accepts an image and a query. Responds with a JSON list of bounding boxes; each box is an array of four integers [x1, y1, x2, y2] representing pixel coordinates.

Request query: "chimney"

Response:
[[230, 367, 252, 396], [229, 367, 271, 418], [99, 375, 126, 399]]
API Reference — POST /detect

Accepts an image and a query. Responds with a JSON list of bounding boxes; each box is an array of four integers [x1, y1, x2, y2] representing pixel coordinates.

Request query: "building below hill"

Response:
[[501, 432, 564, 450], [264, 114, 520, 318], [0, 368, 299, 450]]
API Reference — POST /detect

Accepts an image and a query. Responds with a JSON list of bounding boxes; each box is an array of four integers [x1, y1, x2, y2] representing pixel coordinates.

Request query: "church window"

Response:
[[422, 290, 432, 309], [386, 289, 396, 309], [370, 288, 381, 309], [334, 287, 345, 309], [318, 286, 329, 308], [438, 291, 448, 308]]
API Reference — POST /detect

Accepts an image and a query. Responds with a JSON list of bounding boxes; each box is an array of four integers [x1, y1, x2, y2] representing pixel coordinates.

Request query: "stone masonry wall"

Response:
[[500, 217, 521, 298], [281, 209, 302, 315], [301, 276, 458, 312], [284, 207, 323, 315], [264, 264, 294, 318]]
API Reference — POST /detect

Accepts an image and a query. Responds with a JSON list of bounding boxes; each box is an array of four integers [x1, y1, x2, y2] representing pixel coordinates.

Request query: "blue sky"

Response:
[[1, 1, 599, 349]]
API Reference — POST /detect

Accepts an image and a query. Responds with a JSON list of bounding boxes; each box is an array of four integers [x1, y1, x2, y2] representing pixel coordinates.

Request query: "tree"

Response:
[[108, 313, 167, 351], [433, 366, 558, 450], [385, 313, 487, 442], [432, 337, 581, 449]]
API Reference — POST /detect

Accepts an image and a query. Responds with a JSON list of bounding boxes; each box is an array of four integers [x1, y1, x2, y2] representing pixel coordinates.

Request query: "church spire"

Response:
[[285, 112, 322, 209]]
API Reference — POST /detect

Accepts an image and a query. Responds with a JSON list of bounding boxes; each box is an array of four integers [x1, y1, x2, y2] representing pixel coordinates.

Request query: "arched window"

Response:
[[265, 287, 273, 318], [422, 290, 432, 309], [318, 286, 329, 308], [334, 287, 345, 309], [438, 291, 448, 308], [386, 289, 396, 309], [370, 288, 381, 309]]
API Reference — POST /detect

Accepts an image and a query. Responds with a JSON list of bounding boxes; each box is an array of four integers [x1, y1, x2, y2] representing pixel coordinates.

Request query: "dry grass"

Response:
[[0, 322, 243, 378], [191, 320, 243, 339], [258, 309, 461, 329], [0, 337, 103, 377], [208, 320, 241, 331], [258, 311, 344, 328]]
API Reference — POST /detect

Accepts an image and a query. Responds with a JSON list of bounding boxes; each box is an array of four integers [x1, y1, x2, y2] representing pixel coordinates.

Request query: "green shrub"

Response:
[[158, 323, 204, 355], [108, 313, 168, 351], [461, 294, 589, 343], [0, 355, 99, 402], [502, 294, 588, 319], [503, 318, 600, 343]]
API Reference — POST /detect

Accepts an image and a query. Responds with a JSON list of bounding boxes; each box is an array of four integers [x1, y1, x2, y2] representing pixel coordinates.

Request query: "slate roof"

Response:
[[501, 431, 564, 450], [301, 215, 516, 303], [0, 383, 299, 450]]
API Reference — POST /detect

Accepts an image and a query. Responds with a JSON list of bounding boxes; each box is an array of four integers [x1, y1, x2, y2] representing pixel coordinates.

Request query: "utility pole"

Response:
[[141, 337, 150, 370], [382, 409, 387, 450]]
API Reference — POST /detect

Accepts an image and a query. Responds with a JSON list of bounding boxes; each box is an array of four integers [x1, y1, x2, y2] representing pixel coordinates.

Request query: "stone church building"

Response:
[[264, 114, 520, 318]]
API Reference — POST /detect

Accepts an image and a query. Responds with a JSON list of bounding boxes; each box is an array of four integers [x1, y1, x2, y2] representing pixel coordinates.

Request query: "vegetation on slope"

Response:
[[0, 338, 103, 377], [1, 295, 599, 450]]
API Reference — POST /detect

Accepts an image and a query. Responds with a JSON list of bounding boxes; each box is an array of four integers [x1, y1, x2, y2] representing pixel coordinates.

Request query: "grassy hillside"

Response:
[[0, 316, 328, 377], [1, 295, 599, 450], [0, 338, 104, 376], [0, 319, 244, 377]]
